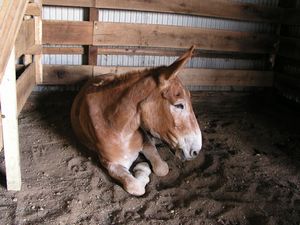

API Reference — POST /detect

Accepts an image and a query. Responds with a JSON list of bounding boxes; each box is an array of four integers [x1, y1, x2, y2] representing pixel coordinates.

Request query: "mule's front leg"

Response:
[[107, 163, 151, 196], [142, 141, 169, 177]]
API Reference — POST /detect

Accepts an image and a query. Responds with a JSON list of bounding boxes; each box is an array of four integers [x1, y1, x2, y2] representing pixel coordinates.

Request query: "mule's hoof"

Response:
[[133, 162, 151, 176], [124, 180, 146, 196], [154, 161, 169, 177]]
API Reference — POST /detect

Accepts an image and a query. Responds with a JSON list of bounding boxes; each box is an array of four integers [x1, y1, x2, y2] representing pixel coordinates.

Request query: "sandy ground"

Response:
[[0, 91, 300, 225]]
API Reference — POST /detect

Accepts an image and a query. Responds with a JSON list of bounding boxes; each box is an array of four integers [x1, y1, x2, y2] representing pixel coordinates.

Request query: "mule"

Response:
[[71, 46, 202, 196]]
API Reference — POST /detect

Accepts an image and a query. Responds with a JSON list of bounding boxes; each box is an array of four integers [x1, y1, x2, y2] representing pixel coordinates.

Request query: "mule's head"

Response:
[[140, 46, 202, 161]]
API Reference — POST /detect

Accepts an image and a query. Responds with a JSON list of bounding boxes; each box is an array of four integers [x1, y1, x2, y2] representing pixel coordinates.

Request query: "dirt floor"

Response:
[[0, 91, 300, 225]]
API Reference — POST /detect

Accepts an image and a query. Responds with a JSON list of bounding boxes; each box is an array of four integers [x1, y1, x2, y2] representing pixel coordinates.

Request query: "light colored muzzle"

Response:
[[176, 130, 202, 161]]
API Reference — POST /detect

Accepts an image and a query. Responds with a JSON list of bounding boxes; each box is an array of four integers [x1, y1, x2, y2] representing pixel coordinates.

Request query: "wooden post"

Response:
[[0, 47, 22, 191], [87, 5, 98, 68]]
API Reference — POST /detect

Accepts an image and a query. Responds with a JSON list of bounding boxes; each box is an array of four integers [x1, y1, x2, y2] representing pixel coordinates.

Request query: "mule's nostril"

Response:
[[191, 150, 198, 157]]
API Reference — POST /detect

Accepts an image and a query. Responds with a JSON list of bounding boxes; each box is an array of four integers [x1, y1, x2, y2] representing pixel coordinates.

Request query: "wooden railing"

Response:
[[41, 0, 292, 87]]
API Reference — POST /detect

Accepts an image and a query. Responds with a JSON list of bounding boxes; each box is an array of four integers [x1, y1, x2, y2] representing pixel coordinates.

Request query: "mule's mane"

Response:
[[91, 66, 165, 90]]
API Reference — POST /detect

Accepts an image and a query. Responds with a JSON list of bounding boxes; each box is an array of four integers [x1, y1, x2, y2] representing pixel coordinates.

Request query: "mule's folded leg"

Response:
[[107, 163, 150, 196], [142, 142, 169, 177]]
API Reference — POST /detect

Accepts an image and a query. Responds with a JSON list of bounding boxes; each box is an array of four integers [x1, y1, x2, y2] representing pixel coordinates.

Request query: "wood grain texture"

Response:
[[43, 21, 93, 45], [0, 47, 22, 191], [93, 22, 277, 54], [42, 65, 93, 85], [0, 0, 28, 81], [43, 0, 94, 7], [25, 2, 41, 16], [94, 66, 274, 87], [16, 63, 36, 115], [43, 0, 282, 23], [42, 65, 273, 87], [15, 19, 41, 58]]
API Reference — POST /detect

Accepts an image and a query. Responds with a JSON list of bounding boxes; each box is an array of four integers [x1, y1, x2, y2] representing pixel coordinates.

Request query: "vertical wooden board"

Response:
[[34, 16, 43, 83], [0, 47, 21, 191]]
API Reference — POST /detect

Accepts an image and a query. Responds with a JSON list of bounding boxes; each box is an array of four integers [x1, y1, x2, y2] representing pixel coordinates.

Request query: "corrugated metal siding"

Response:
[[42, 7, 85, 65], [43, 6, 85, 21], [98, 55, 266, 70], [99, 9, 277, 33]]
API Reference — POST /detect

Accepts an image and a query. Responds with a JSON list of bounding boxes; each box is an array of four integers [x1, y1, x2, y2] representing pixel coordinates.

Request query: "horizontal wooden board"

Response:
[[278, 37, 300, 60], [93, 22, 277, 54], [16, 62, 36, 115], [42, 65, 93, 85], [43, 0, 282, 23], [43, 21, 93, 45], [94, 66, 274, 87], [0, 0, 28, 81], [43, 0, 94, 7], [43, 47, 85, 54], [42, 65, 273, 87]]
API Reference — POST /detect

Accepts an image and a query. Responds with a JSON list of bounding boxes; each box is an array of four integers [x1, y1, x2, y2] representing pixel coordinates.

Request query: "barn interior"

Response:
[[0, 0, 300, 224]]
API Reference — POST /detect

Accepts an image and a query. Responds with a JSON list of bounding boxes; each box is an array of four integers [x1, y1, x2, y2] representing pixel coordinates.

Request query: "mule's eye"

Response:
[[174, 103, 184, 110]]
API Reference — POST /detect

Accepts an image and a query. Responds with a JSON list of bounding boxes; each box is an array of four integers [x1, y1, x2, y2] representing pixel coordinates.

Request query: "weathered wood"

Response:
[[0, 0, 28, 82], [16, 63, 36, 115], [15, 19, 41, 58], [25, 2, 41, 16], [43, 0, 282, 23], [43, 47, 85, 54], [87, 7, 99, 66], [43, 0, 94, 7], [93, 22, 277, 54], [0, 47, 22, 191], [94, 66, 274, 87], [42, 65, 93, 85], [42, 65, 273, 87], [43, 21, 93, 45], [278, 37, 300, 60], [34, 15, 43, 83]]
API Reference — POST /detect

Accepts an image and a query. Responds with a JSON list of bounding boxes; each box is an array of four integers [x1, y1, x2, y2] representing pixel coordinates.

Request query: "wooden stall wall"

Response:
[[275, 0, 300, 102], [41, 0, 281, 90]]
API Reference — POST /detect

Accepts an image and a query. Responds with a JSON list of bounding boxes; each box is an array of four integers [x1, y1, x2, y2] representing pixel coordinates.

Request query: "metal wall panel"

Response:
[[43, 6, 85, 21], [98, 55, 266, 70], [99, 9, 277, 33]]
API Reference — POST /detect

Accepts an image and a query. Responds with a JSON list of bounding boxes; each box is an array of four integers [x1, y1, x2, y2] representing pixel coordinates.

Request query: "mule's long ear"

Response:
[[163, 45, 195, 81]]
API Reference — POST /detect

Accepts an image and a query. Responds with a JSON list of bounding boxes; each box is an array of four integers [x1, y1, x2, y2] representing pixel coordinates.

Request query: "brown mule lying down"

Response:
[[71, 46, 202, 196]]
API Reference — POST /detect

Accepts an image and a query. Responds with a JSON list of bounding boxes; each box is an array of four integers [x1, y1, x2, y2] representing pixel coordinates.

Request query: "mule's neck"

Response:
[[108, 71, 159, 133]]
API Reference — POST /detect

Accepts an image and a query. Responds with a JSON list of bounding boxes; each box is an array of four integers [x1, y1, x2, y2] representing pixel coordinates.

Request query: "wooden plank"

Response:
[[97, 47, 268, 60], [34, 15, 43, 83], [0, 47, 22, 191], [93, 22, 277, 54], [42, 65, 93, 85], [25, 2, 41, 16], [43, 0, 94, 7], [43, 21, 93, 45], [41, 65, 273, 87], [278, 37, 300, 60], [43, 47, 85, 54], [16, 63, 36, 115], [94, 66, 274, 87], [15, 19, 42, 58], [44, 0, 282, 23], [0, 0, 28, 82]]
